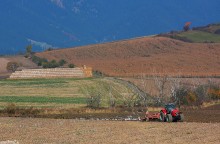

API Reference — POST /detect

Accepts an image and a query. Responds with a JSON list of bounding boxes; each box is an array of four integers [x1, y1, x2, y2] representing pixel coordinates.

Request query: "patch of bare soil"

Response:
[[0, 117, 219, 144], [36, 37, 220, 77], [183, 104, 220, 123], [1, 104, 219, 123]]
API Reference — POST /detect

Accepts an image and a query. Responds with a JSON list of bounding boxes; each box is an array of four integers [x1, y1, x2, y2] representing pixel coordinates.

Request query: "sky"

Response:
[[0, 0, 220, 54]]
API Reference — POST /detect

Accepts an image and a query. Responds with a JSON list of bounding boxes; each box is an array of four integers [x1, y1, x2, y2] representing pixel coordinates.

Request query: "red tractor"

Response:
[[159, 103, 184, 122]]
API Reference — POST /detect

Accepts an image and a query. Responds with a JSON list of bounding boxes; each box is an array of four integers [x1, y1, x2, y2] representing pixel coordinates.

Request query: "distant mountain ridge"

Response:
[[1, 0, 220, 54]]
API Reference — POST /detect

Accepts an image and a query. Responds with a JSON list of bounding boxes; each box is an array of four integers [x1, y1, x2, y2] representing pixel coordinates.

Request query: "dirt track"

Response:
[[0, 117, 219, 144]]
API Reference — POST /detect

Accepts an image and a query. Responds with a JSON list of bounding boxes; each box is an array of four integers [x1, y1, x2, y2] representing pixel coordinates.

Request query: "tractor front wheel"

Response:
[[166, 114, 173, 122]]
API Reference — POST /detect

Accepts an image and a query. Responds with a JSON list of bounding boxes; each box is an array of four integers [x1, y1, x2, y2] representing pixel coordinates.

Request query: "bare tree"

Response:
[[108, 85, 115, 108], [190, 76, 200, 89], [111, 84, 136, 107], [86, 93, 101, 108], [195, 85, 207, 106], [140, 74, 149, 107], [168, 76, 183, 107], [154, 75, 168, 104], [80, 83, 102, 108]]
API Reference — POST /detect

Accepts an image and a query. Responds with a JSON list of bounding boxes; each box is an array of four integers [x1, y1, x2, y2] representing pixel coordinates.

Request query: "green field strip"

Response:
[[0, 96, 87, 104], [178, 31, 220, 43], [0, 77, 94, 86]]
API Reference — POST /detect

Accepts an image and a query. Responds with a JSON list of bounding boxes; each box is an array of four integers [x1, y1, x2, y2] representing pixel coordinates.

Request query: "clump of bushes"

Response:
[[42, 59, 68, 68], [4, 103, 17, 115], [208, 87, 220, 100], [24, 45, 33, 58], [32, 55, 48, 66], [42, 60, 59, 68], [59, 59, 67, 66], [86, 94, 101, 108], [32, 56, 70, 68], [93, 70, 104, 77], [171, 84, 220, 107], [6, 62, 19, 72], [68, 63, 75, 68]]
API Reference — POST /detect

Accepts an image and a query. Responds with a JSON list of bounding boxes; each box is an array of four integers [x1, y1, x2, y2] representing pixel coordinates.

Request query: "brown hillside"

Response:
[[36, 37, 220, 77]]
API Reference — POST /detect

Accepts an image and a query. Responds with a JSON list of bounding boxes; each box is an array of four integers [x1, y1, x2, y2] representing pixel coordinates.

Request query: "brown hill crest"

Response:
[[36, 37, 220, 77]]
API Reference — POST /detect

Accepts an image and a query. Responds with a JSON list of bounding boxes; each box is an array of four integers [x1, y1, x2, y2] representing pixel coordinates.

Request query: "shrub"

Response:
[[59, 59, 67, 66], [68, 64, 75, 68], [20, 107, 40, 116], [208, 88, 220, 100], [3, 104, 41, 117], [42, 60, 59, 68], [50, 60, 59, 68], [186, 92, 197, 105], [6, 62, 19, 72], [4, 103, 17, 115], [86, 94, 101, 108], [174, 87, 189, 107], [25, 45, 33, 58], [194, 85, 207, 105], [183, 22, 191, 31], [32, 55, 48, 66], [93, 70, 103, 77]]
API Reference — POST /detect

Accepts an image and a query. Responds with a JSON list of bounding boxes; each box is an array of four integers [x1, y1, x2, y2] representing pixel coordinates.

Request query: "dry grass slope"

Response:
[[0, 56, 37, 78], [36, 37, 220, 77]]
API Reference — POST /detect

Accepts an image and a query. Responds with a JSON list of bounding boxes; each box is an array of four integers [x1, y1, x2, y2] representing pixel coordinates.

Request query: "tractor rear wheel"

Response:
[[179, 114, 184, 122], [166, 114, 173, 122], [159, 112, 166, 122]]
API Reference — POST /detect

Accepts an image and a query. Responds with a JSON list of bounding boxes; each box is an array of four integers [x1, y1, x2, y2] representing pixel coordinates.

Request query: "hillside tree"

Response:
[[183, 22, 191, 31], [169, 76, 182, 103], [154, 75, 168, 104], [25, 45, 32, 58], [140, 74, 150, 107], [6, 62, 19, 72]]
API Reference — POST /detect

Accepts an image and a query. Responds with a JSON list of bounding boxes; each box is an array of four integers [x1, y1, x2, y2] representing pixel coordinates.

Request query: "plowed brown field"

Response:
[[0, 117, 219, 144], [0, 104, 220, 144], [36, 37, 220, 77]]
